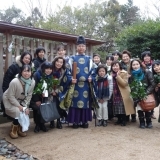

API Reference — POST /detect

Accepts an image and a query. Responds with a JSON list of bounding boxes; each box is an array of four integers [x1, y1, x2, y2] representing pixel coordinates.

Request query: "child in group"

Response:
[[96, 64, 113, 127]]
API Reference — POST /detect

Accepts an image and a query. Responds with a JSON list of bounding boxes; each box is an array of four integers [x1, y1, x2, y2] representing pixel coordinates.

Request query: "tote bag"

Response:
[[40, 97, 60, 123]]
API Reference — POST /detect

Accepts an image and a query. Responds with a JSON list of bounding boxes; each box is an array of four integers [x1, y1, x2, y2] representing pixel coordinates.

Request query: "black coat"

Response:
[[33, 57, 46, 71], [2, 63, 20, 92]]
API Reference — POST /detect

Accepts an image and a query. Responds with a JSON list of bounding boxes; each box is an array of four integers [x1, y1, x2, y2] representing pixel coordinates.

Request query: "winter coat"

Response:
[[33, 57, 46, 71], [2, 55, 34, 92], [115, 70, 135, 115], [3, 78, 35, 118], [142, 69, 155, 95]]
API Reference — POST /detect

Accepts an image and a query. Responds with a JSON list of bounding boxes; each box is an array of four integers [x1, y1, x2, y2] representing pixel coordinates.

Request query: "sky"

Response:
[[0, 0, 159, 18]]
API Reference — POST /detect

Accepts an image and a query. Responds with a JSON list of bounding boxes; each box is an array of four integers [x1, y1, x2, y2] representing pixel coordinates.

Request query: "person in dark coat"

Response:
[[130, 59, 155, 129], [30, 61, 53, 133], [33, 46, 46, 71], [2, 51, 33, 117], [152, 60, 160, 117], [141, 48, 156, 119]]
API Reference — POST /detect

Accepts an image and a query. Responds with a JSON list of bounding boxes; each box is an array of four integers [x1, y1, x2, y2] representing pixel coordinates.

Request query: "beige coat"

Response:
[[116, 70, 135, 115], [3, 78, 35, 118]]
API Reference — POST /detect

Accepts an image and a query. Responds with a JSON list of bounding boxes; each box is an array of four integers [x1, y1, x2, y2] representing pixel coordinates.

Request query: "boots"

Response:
[[131, 114, 136, 122], [115, 115, 121, 125], [40, 123, 48, 132], [121, 114, 126, 126], [145, 111, 153, 128], [34, 124, 40, 133], [139, 117, 145, 129], [50, 121, 55, 129], [18, 125, 27, 137], [56, 119, 62, 129], [103, 120, 107, 127], [146, 118, 153, 128], [10, 124, 18, 139], [98, 119, 103, 126]]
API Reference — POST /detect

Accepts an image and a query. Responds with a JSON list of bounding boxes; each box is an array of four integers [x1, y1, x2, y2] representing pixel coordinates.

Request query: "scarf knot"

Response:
[[131, 68, 144, 81], [97, 75, 109, 99], [20, 77, 32, 96]]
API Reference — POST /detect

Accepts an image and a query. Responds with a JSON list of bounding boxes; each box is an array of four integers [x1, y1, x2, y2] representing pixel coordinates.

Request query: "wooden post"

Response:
[[88, 44, 93, 56], [0, 35, 3, 101], [22, 38, 28, 51], [71, 43, 76, 55], [66, 43, 70, 56], [5, 32, 12, 73], [15, 38, 20, 56], [29, 39, 34, 58], [43, 41, 48, 60], [49, 43, 54, 62]]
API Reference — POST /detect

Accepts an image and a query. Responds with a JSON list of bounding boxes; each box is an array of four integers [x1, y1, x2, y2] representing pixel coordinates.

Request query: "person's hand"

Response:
[[72, 78, 77, 84], [18, 105, 23, 112], [52, 92, 56, 96], [117, 70, 121, 76], [98, 99, 104, 104], [88, 77, 92, 83], [127, 74, 131, 78], [25, 108, 30, 115], [36, 101, 41, 107]]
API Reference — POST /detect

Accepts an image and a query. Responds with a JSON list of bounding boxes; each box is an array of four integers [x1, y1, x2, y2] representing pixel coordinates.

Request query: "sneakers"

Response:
[[151, 115, 156, 119]]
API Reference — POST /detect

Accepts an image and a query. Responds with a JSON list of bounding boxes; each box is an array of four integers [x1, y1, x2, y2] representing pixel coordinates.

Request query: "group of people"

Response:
[[1, 35, 160, 139]]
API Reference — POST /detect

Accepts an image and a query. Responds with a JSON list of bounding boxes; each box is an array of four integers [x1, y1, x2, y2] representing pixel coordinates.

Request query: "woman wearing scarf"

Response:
[[3, 65, 35, 139], [130, 59, 155, 128], [111, 61, 135, 126]]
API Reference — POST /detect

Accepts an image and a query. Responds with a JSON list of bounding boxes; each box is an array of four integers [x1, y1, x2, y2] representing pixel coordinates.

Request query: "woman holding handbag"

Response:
[[3, 65, 35, 139], [130, 59, 155, 129], [30, 61, 54, 133]]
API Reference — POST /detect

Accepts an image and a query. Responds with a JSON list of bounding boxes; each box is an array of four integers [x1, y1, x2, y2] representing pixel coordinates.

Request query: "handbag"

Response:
[[139, 94, 156, 112], [40, 97, 60, 123]]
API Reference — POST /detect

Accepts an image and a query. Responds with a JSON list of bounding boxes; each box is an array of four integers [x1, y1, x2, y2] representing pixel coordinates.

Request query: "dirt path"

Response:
[[0, 107, 160, 160]]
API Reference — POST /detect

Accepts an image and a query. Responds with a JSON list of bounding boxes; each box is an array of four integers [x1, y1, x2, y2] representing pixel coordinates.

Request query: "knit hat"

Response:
[[76, 36, 86, 45]]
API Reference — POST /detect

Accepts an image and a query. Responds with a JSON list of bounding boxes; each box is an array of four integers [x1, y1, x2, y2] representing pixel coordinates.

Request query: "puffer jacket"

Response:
[[33, 57, 46, 71], [2, 55, 34, 92]]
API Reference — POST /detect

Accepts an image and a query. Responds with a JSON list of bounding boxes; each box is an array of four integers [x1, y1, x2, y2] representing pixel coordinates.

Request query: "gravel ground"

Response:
[[0, 107, 160, 160]]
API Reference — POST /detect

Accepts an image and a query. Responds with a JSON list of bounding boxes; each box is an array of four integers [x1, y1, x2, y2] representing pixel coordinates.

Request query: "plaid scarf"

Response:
[[112, 72, 123, 103], [97, 75, 109, 99]]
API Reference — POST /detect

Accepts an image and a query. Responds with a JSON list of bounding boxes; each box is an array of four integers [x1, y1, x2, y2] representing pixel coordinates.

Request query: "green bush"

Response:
[[116, 20, 160, 59]]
